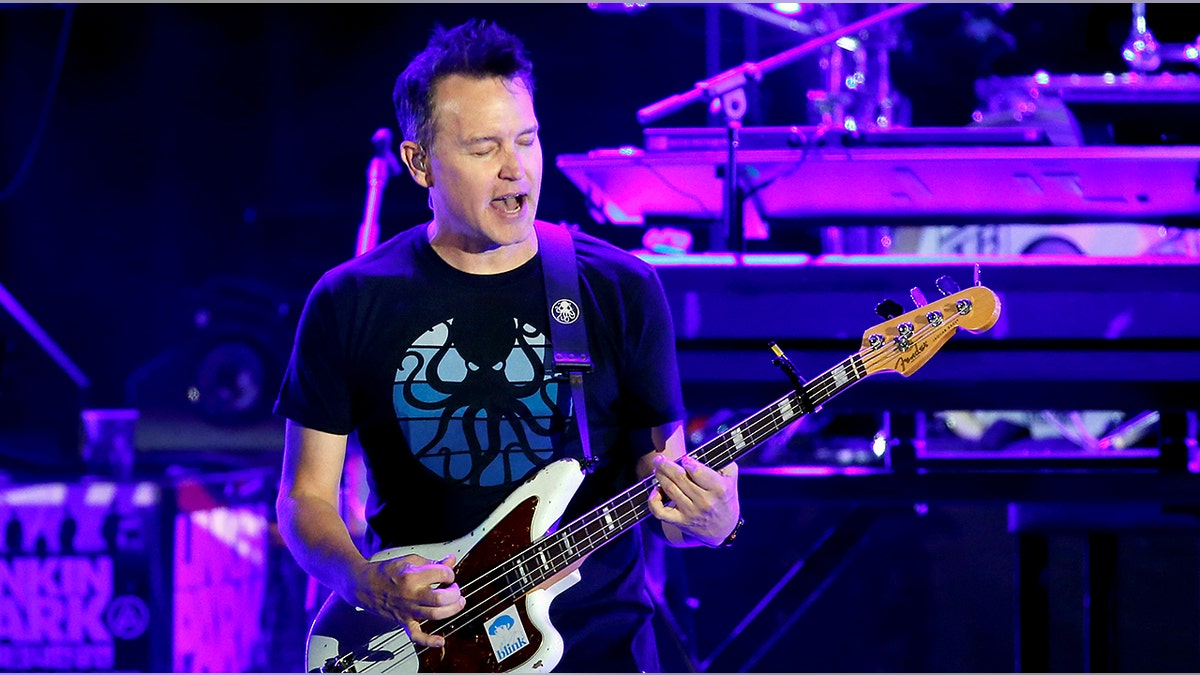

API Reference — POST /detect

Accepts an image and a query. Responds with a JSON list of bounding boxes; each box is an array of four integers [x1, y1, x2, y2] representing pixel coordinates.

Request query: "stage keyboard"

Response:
[[557, 144, 1200, 225], [644, 255, 1200, 412]]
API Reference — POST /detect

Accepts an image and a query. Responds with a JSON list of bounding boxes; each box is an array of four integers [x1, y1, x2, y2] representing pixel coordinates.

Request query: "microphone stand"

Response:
[[333, 127, 404, 598], [636, 2, 924, 254], [355, 128, 402, 257]]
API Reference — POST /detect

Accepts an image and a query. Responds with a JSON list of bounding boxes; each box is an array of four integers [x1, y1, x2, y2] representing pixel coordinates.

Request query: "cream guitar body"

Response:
[[307, 460, 584, 673]]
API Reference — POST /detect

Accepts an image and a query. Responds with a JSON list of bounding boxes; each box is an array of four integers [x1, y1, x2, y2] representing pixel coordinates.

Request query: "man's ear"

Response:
[[400, 141, 432, 188]]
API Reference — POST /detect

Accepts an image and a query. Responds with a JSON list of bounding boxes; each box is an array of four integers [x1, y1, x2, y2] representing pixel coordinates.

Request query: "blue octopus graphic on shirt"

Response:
[[392, 315, 567, 486]]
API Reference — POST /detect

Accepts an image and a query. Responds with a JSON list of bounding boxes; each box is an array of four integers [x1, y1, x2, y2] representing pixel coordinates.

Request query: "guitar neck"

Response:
[[688, 352, 867, 472], [504, 353, 868, 594]]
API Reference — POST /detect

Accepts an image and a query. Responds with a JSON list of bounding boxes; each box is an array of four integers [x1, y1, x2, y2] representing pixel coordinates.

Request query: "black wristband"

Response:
[[718, 516, 744, 547]]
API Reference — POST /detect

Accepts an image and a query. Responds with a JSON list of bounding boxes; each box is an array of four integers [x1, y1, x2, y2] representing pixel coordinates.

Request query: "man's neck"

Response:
[[427, 221, 538, 275]]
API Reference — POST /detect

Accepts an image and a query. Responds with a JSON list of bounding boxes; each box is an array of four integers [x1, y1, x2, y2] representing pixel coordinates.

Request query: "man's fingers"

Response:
[[405, 619, 446, 649], [655, 473, 696, 512], [383, 555, 457, 589], [422, 561, 457, 586], [653, 455, 698, 503], [427, 594, 467, 620], [680, 455, 725, 490], [401, 590, 466, 647], [372, 554, 465, 640], [647, 486, 684, 525], [683, 457, 738, 495], [410, 593, 466, 621], [418, 584, 464, 609]]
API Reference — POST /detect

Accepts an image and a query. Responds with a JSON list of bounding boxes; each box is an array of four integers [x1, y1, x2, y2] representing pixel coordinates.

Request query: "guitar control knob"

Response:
[[935, 275, 960, 296], [875, 299, 904, 320]]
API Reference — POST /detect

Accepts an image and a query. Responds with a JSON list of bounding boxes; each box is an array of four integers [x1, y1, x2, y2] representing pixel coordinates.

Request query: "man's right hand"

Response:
[[350, 554, 467, 648]]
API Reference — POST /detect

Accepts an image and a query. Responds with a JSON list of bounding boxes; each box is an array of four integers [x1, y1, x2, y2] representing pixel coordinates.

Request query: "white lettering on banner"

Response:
[[26, 593, 66, 641], [0, 556, 114, 651]]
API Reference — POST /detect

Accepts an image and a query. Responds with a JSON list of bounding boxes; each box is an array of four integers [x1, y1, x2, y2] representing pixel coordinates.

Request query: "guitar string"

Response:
[[339, 312, 964, 672], [360, 338, 884, 671], [361, 375, 838, 671], [362, 319, 944, 672], [345, 315, 949, 672], [350, 314, 952, 672]]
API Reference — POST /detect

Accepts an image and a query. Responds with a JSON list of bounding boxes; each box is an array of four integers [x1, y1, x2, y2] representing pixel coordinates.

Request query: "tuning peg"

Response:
[[875, 299, 904, 320], [909, 286, 928, 309], [935, 275, 960, 296]]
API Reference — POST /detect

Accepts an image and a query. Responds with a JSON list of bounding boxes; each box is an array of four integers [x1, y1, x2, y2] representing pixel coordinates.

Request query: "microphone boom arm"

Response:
[[637, 2, 925, 126]]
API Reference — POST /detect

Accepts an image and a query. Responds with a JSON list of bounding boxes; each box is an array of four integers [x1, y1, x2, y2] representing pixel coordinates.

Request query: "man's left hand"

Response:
[[647, 454, 740, 547]]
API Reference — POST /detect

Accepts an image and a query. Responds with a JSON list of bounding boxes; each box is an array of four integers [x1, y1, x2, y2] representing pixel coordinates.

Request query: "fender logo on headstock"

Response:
[[898, 341, 929, 366]]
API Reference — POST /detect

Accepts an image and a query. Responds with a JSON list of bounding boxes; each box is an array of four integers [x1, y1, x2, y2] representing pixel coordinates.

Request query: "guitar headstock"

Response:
[[859, 284, 1001, 377]]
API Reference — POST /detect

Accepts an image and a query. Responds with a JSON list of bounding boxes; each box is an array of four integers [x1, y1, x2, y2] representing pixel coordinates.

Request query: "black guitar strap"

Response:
[[535, 221, 596, 472]]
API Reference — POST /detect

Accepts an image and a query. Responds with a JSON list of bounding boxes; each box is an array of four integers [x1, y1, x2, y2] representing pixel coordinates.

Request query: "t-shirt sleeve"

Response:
[[620, 262, 686, 428], [273, 273, 355, 435]]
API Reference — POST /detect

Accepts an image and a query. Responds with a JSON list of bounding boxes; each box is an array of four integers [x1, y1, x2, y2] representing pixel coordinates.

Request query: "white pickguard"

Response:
[[306, 459, 585, 673]]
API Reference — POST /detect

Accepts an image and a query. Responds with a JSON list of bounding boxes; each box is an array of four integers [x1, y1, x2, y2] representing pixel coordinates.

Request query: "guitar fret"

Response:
[[781, 399, 796, 424], [779, 395, 798, 420], [579, 520, 602, 549], [504, 567, 522, 593], [814, 374, 834, 404], [744, 411, 768, 446], [546, 535, 569, 561], [730, 427, 746, 450], [833, 362, 851, 387]]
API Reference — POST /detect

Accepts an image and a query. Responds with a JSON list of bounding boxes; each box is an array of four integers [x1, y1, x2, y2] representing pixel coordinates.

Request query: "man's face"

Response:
[[426, 74, 542, 252]]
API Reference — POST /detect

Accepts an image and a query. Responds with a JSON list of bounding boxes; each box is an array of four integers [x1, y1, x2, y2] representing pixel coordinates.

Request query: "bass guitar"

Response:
[[307, 281, 1001, 673]]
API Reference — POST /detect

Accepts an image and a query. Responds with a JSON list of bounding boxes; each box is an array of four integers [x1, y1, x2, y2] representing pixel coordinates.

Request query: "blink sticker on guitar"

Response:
[[306, 279, 1002, 673]]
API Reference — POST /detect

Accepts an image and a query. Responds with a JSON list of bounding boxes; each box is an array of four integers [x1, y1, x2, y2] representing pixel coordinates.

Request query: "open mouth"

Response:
[[492, 193, 527, 215]]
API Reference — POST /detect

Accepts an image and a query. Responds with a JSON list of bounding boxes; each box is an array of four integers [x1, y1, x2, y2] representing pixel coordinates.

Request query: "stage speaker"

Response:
[[0, 282, 89, 473], [126, 277, 298, 456]]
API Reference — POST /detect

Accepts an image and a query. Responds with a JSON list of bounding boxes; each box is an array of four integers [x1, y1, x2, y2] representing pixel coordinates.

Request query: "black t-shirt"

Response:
[[275, 221, 685, 670]]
